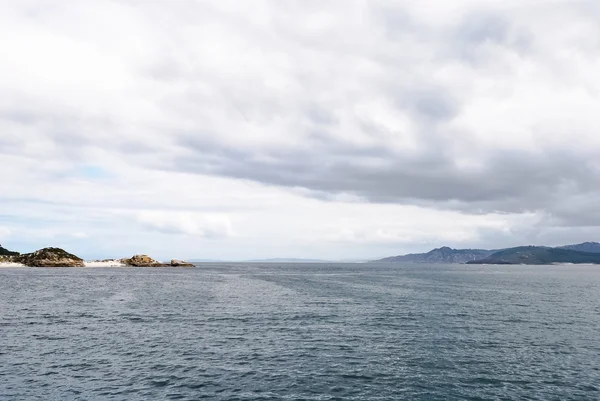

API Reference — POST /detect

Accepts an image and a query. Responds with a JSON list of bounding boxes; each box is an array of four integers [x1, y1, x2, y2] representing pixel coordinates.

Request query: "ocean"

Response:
[[1, 263, 599, 400]]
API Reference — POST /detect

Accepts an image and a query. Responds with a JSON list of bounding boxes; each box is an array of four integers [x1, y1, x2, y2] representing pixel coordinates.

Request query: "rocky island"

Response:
[[0, 245, 194, 268], [16, 247, 85, 267], [120, 254, 194, 267]]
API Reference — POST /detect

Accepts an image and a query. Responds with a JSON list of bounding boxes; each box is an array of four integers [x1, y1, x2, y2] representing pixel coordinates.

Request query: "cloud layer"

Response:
[[1, 1, 599, 259]]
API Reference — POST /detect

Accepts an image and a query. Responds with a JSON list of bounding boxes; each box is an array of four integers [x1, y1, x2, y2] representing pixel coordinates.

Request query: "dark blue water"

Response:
[[1, 263, 599, 400]]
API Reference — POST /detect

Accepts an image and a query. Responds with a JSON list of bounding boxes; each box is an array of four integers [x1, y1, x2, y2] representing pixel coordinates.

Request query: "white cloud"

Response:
[[135, 211, 234, 239], [1, 1, 599, 259], [0, 227, 11, 241], [69, 232, 89, 239]]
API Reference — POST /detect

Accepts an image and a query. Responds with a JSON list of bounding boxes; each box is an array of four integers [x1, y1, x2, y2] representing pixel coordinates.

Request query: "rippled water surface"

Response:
[[1, 263, 600, 400]]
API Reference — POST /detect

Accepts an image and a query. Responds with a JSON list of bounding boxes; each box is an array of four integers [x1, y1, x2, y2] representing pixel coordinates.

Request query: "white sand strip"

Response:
[[84, 260, 126, 267], [0, 262, 26, 268]]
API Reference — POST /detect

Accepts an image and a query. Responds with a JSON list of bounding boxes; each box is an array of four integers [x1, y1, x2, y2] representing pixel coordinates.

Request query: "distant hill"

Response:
[[557, 242, 600, 253], [466, 246, 600, 265], [375, 246, 495, 264], [0, 245, 19, 257], [375, 242, 600, 265]]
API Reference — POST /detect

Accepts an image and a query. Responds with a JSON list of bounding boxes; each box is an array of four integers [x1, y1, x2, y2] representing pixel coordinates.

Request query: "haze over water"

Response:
[[1, 263, 599, 400]]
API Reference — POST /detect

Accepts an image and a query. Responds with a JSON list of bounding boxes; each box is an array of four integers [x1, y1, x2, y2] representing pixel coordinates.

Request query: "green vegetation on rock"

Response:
[[0, 245, 19, 257]]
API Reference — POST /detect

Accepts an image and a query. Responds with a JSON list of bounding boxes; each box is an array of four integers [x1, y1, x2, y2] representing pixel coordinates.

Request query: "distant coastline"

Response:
[[4, 241, 600, 268], [373, 242, 600, 265]]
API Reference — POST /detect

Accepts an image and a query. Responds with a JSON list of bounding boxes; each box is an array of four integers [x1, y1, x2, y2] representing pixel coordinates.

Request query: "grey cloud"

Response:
[[305, 103, 338, 126], [399, 89, 459, 123], [172, 128, 600, 222], [451, 11, 532, 63], [457, 13, 509, 45], [373, 4, 415, 41]]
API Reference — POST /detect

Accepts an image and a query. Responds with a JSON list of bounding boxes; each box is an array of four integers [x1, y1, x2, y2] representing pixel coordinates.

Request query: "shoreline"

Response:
[[84, 260, 126, 268], [0, 260, 182, 268], [1, 247, 195, 268], [0, 262, 26, 268]]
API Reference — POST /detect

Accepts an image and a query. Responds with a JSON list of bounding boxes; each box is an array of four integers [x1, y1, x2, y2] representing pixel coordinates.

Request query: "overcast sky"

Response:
[[1, 0, 599, 260]]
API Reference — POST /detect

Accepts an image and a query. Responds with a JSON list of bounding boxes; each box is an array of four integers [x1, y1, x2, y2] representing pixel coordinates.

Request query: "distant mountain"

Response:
[[375, 246, 495, 264], [557, 242, 600, 253], [467, 246, 600, 265], [374, 242, 600, 265], [0, 245, 19, 257]]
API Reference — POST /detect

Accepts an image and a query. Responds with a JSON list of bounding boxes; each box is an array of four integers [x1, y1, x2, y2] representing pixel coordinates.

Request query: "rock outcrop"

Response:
[[170, 259, 194, 267], [120, 254, 195, 267], [16, 247, 85, 267], [121, 254, 169, 267], [0, 255, 15, 263]]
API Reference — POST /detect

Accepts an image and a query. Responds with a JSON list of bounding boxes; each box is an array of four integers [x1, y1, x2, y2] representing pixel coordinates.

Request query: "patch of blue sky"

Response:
[[78, 165, 113, 180]]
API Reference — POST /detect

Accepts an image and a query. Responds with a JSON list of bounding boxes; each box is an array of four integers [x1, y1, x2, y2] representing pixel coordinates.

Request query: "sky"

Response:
[[1, 0, 600, 261]]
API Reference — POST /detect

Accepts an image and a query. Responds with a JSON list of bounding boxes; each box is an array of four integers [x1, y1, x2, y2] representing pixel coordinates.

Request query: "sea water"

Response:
[[1, 263, 599, 400]]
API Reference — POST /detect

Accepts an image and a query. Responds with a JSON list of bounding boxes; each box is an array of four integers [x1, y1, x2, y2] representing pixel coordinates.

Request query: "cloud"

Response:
[[0, 227, 11, 241], [1, 1, 600, 258], [69, 232, 89, 239], [135, 211, 234, 239]]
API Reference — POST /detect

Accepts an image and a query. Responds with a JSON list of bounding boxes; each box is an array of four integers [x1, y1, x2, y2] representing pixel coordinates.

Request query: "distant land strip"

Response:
[[373, 242, 600, 265]]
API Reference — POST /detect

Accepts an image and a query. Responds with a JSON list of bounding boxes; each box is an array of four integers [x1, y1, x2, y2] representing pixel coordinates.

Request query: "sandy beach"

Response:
[[0, 261, 127, 268], [0, 262, 25, 268], [84, 260, 126, 267]]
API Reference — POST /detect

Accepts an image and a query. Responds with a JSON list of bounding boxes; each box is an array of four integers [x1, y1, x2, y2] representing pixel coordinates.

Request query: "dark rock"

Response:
[[16, 247, 85, 267]]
